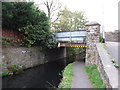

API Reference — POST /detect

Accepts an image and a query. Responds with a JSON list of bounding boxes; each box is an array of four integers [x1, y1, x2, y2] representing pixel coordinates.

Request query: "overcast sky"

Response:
[[34, 0, 119, 32]]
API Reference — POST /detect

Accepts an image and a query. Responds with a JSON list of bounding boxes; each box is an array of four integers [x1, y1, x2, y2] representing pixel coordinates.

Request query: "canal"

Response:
[[2, 54, 85, 89]]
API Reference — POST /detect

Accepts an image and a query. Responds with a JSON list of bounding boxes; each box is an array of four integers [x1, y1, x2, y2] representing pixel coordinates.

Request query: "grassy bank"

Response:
[[58, 63, 74, 88], [85, 65, 106, 88]]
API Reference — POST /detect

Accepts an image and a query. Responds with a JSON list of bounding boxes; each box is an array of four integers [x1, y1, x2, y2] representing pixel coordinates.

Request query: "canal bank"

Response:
[[1, 47, 66, 74]]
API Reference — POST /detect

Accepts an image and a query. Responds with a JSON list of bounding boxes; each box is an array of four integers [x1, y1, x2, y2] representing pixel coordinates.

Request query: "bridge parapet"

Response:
[[55, 30, 86, 47]]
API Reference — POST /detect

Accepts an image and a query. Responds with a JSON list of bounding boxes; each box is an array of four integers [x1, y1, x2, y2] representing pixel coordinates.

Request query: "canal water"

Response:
[[2, 54, 85, 89]]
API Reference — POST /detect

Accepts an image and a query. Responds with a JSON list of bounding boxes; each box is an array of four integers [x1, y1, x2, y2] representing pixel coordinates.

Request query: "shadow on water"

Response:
[[2, 54, 85, 89]]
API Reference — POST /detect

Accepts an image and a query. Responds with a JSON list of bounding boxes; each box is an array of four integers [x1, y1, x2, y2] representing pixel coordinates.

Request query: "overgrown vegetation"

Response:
[[7, 65, 23, 74], [2, 2, 46, 30], [85, 65, 106, 88], [1, 71, 13, 76], [67, 47, 86, 60], [0, 36, 21, 47], [18, 24, 57, 48], [58, 63, 73, 88], [1, 64, 24, 76], [2, 2, 57, 48]]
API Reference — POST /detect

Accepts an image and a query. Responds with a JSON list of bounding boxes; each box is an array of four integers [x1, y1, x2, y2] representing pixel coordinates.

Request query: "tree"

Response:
[[42, 0, 62, 30], [2, 2, 15, 29], [2, 2, 46, 30], [43, 0, 61, 20], [2, 2, 57, 48], [53, 8, 88, 32], [73, 11, 88, 30]]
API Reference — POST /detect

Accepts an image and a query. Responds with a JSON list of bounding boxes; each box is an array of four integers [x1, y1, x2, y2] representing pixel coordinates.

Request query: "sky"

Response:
[[34, 0, 119, 32]]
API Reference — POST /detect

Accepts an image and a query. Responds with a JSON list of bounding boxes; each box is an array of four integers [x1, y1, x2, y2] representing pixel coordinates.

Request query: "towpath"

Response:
[[72, 61, 92, 88]]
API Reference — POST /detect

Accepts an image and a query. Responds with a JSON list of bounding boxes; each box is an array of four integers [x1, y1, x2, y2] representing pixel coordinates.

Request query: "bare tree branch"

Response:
[[42, 0, 62, 20]]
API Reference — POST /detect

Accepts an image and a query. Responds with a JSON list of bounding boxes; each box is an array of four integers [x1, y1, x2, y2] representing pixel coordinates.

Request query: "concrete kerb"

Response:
[[96, 43, 118, 88]]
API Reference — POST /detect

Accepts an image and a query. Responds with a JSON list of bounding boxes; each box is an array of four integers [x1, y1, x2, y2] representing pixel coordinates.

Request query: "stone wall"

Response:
[[105, 30, 119, 42], [1, 47, 66, 72], [85, 22, 100, 65], [96, 43, 118, 89]]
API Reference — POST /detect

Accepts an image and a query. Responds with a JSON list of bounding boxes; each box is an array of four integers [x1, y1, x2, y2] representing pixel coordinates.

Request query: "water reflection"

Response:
[[2, 59, 65, 88]]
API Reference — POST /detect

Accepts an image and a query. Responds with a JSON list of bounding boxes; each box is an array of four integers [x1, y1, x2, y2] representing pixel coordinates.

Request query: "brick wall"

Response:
[[2, 29, 22, 41]]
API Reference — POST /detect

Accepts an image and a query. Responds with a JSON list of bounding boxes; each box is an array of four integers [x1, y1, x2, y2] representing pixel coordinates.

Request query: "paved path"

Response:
[[106, 42, 119, 64], [72, 61, 92, 88]]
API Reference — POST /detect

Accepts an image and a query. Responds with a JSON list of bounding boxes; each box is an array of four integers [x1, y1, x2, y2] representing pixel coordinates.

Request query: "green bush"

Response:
[[19, 25, 57, 48], [2, 2, 43, 30], [67, 47, 86, 60], [45, 32, 58, 49], [19, 24, 48, 47], [2, 2, 57, 48]]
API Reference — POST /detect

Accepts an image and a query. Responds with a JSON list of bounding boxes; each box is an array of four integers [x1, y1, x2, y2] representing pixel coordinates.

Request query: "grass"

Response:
[[102, 43, 107, 50], [7, 65, 23, 73], [85, 65, 106, 88], [58, 63, 73, 88], [1, 65, 23, 76], [0, 71, 13, 76]]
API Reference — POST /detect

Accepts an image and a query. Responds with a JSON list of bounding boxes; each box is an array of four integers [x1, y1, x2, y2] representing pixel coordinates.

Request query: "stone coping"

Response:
[[96, 43, 118, 88]]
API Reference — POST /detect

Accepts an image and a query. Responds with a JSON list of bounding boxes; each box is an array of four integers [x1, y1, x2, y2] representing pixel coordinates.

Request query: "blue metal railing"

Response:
[[55, 30, 86, 43]]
